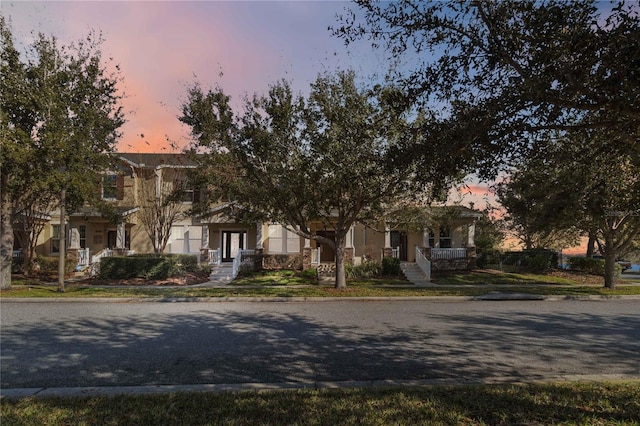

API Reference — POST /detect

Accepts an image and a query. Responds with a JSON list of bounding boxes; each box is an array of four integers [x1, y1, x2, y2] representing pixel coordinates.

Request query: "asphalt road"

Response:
[[1, 299, 639, 389]]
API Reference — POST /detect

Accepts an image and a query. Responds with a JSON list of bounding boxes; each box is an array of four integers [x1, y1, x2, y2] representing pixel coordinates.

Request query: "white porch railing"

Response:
[[208, 248, 222, 266], [391, 247, 400, 258], [415, 247, 431, 282], [91, 248, 112, 264], [232, 249, 256, 280], [431, 248, 467, 260], [310, 247, 321, 265], [77, 248, 91, 266]]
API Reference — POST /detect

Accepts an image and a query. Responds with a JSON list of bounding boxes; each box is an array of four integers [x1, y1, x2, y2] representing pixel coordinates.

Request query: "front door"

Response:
[[222, 231, 246, 262], [390, 231, 408, 261], [317, 231, 336, 262]]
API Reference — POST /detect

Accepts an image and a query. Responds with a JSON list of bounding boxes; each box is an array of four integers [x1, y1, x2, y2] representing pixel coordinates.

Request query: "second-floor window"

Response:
[[175, 178, 196, 203], [102, 174, 118, 200]]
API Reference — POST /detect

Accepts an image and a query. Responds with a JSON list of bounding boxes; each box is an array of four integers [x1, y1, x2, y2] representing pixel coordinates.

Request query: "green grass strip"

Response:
[[2, 382, 639, 425]]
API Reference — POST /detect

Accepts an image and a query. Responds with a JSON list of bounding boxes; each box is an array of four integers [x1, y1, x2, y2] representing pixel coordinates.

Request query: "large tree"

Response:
[[0, 18, 125, 290], [181, 71, 451, 288], [334, 0, 639, 178], [496, 129, 640, 288]]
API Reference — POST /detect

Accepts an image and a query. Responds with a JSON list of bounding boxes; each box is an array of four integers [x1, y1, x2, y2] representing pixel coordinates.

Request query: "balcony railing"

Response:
[[431, 248, 467, 260]]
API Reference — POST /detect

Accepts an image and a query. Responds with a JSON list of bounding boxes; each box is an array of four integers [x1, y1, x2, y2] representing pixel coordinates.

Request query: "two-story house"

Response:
[[26, 153, 480, 275]]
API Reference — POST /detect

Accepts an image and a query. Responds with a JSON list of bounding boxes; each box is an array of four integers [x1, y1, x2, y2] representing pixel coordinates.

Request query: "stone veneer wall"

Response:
[[419, 246, 477, 271], [261, 253, 302, 270]]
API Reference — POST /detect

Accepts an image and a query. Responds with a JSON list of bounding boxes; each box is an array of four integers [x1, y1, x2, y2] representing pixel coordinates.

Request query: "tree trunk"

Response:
[[334, 233, 347, 289], [603, 249, 617, 289], [0, 177, 13, 290], [586, 233, 596, 258], [57, 187, 66, 293]]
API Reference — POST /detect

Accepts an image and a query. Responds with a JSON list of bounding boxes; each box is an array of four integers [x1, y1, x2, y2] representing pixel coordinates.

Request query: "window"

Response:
[[175, 178, 195, 203], [268, 225, 300, 254], [51, 225, 61, 253], [102, 174, 118, 200], [79, 225, 86, 249], [439, 227, 452, 248], [428, 229, 435, 248]]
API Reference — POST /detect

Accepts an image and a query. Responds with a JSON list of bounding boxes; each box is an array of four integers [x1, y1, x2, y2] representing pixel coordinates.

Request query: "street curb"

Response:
[[2, 294, 640, 303], [2, 374, 639, 400]]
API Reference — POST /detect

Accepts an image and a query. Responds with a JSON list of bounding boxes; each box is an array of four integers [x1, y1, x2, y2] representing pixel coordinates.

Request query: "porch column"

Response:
[[468, 222, 476, 247], [201, 225, 210, 248], [69, 226, 81, 250], [256, 223, 263, 249], [116, 222, 125, 249], [382, 225, 393, 258], [423, 227, 430, 248], [347, 225, 354, 248]]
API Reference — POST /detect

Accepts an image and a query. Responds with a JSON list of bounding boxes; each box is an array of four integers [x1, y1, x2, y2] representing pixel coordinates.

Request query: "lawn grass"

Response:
[[2, 382, 639, 425], [2, 281, 640, 299], [3, 268, 639, 299]]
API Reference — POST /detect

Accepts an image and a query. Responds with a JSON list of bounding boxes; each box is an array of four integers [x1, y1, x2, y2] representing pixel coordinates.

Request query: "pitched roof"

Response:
[[118, 153, 197, 168]]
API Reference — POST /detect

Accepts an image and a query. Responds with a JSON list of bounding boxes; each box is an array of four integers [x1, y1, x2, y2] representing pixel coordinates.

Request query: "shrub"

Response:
[[568, 257, 622, 278], [346, 261, 382, 279], [298, 268, 318, 280], [35, 256, 76, 277], [382, 257, 401, 276], [99, 255, 179, 280], [174, 254, 198, 272]]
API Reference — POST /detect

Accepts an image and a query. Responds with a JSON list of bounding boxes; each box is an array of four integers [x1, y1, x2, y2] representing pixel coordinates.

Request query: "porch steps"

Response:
[[208, 264, 235, 284], [400, 262, 432, 286]]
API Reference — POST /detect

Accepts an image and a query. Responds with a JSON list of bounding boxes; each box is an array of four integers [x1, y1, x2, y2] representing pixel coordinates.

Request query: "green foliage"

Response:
[[568, 257, 622, 278], [335, 1, 640, 180], [0, 17, 125, 288], [99, 255, 180, 280], [381, 256, 401, 276], [173, 254, 198, 272], [478, 249, 558, 273], [345, 261, 382, 279], [473, 209, 505, 252], [2, 383, 640, 425], [180, 70, 434, 289], [298, 268, 318, 280], [35, 256, 76, 277]]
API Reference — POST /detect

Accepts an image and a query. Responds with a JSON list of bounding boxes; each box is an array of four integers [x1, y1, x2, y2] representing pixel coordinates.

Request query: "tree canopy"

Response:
[[0, 17, 125, 288], [334, 0, 640, 178], [181, 71, 447, 288], [496, 128, 640, 288]]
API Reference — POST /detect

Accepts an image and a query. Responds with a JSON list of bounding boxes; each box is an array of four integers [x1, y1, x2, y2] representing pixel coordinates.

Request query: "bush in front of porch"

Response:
[[99, 254, 203, 280]]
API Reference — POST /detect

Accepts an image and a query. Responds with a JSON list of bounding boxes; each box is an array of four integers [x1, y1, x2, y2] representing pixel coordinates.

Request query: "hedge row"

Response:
[[477, 249, 559, 272], [99, 254, 199, 280], [567, 257, 622, 278]]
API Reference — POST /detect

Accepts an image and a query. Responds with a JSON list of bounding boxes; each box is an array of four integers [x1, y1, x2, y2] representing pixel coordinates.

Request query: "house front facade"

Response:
[[18, 153, 480, 274]]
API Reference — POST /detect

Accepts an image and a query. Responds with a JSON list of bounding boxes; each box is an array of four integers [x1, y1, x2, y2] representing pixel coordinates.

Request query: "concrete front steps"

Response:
[[208, 263, 235, 284], [400, 262, 432, 286]]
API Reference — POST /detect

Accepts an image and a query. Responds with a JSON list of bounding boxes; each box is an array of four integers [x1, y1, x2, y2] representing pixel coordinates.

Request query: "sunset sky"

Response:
[[3, 1, 496, 206]]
